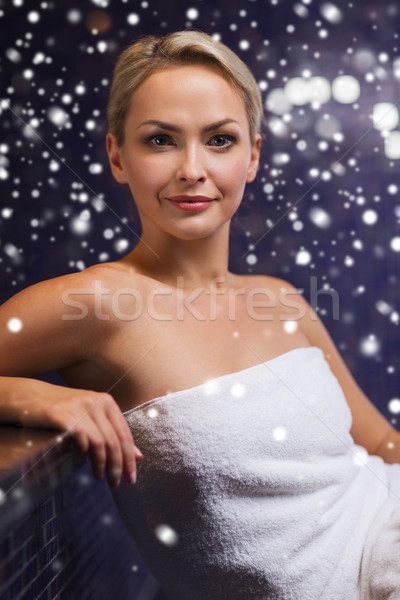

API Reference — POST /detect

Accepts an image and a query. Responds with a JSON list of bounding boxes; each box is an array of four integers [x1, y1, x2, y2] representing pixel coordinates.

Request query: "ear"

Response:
[[246, 133, 262, 184], [106, 132, 129, 185]]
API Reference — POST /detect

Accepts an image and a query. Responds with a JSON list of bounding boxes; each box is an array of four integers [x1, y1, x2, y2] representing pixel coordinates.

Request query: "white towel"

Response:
[[111, 347, 400, 599]]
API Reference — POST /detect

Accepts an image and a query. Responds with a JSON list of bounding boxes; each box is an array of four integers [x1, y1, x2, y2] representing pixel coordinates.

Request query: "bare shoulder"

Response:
[[80, 260, 157, 291], [0, 260, 146, 377], [232, 273, 299, 293], [231, 273, 303, 315], [0, 262, 134, 321], [0, 269, 94, 377]]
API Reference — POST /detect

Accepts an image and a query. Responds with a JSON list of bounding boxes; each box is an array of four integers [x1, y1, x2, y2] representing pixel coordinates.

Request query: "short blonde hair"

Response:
[[107, 30, 262, 147]]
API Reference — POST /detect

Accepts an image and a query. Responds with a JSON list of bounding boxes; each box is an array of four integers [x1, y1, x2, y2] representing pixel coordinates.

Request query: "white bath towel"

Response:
[[111, 347, 400, 599]]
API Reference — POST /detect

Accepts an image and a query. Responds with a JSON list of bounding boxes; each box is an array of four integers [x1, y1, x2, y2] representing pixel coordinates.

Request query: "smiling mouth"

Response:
[[166, 196, 215, 212], [167, 196, 214, 203]]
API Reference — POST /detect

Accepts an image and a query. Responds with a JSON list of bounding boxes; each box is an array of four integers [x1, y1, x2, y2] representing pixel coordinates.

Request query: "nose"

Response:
[[176, 144, 206, 184]]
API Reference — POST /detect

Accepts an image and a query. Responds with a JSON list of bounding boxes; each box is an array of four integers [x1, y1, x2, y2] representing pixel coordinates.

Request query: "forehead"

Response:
[[125, 64, 248, 126]]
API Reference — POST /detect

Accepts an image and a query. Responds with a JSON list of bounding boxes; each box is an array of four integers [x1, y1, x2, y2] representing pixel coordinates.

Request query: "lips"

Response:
[[166, 195, 215, 212], [167, 195, 214, 203]]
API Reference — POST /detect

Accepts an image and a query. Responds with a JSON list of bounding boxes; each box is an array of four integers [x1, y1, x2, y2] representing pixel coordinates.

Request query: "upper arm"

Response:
[[277, 279, 394, 454], [0, 273, 97, 378]]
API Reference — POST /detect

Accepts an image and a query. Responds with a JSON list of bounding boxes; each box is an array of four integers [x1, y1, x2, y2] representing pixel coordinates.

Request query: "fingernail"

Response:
[[135, 446, 143, 458], [113, 478, 121, 488], [129, 471, 137, 484]]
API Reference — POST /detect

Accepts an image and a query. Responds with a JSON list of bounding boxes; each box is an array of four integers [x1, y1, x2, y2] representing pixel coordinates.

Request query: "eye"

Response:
[[146, 134, 174, 147], [208, 134, 236, 149]]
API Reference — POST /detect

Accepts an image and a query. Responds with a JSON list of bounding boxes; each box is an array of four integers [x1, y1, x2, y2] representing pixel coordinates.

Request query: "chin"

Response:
[[171, 229, 218, 241], [168, 220, 230, 241]]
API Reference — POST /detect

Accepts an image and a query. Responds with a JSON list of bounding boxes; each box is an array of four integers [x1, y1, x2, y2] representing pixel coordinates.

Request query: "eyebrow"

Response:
[[136, 118, 240, 132]]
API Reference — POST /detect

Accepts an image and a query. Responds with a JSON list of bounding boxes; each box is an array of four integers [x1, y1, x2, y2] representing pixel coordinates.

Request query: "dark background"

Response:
[[1, 0, 399, 423]]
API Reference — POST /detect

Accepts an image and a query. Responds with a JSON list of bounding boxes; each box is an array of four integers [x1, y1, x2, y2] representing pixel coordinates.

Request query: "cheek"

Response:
[[217, 158, 250, 189], [130, 158, 172, 189], [125, 161, 156, 193]]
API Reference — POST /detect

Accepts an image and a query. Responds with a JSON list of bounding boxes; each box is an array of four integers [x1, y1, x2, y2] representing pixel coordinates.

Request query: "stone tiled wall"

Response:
[[0, 430, 167, 600]]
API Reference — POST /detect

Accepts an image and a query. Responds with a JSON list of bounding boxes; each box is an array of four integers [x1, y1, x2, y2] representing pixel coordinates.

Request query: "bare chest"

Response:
[[60, 285, 311, 412]]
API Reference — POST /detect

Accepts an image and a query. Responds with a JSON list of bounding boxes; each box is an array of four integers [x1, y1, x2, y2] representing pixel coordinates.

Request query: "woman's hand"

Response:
[[13, 377, 143, 488]]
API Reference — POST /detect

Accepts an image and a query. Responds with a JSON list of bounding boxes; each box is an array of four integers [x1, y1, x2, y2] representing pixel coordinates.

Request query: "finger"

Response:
[[135, 445, 144, 460], [72, 424, 107, 484], [105, 402, 141, 485], [89, 410, 125, 487], [71, 408, 117, 484], [86, 429, 108, 483], [71, 425, 90, 459]]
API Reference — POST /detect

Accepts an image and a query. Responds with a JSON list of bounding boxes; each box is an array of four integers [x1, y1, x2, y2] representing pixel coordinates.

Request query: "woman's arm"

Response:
[[0, 274, 141, 487], [277, 279, 400, 464]]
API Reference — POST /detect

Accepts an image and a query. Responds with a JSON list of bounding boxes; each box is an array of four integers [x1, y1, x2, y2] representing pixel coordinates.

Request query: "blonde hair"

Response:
[[107, 30, 262, 147]]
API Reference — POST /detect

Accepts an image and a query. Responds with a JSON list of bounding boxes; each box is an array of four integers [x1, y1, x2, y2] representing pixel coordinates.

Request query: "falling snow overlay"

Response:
[[0, 0, 399, 419]]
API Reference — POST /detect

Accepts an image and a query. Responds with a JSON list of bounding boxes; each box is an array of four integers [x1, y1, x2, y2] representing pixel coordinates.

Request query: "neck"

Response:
[[124, 223, 232, 290]]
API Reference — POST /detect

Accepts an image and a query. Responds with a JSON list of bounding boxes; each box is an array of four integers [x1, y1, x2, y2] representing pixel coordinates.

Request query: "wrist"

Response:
[[0, 376, 45, 425], [0, 376, 26, 423]]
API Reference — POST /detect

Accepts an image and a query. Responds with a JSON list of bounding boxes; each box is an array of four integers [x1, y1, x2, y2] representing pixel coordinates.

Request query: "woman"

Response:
[[1, 30, 400, 599]]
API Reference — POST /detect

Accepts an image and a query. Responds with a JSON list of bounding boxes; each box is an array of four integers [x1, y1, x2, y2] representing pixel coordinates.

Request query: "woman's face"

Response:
[[106, 64, 261, 242]]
